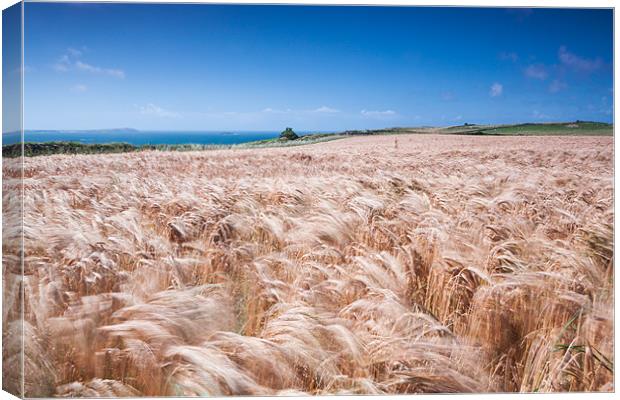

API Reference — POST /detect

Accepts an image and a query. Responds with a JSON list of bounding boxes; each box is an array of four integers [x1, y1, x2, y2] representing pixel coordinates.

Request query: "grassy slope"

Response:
[[341, 121, 613, 137], [476, 121, 613, 136]]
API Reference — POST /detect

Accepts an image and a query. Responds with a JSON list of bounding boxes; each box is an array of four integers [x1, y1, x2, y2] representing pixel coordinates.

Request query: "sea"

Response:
[[2, 130, 325, 146]]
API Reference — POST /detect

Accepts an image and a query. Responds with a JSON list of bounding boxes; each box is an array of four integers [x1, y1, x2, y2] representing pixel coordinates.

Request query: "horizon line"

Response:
[[5, 120, 614, 135]]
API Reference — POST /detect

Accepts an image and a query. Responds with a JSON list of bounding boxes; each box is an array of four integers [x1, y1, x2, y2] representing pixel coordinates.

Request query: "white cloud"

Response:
[[70, 84, 87, 93], [200, 106, 402, 121], [524, 64, 548, 80], [53, 54, 71, 72], [261, 107, 292, 114], [53, 48, 125, 78], [558, 46, 602, 73], [75, 61, 125, 78], [53, 64, 69, 72], [66, 47, 82, 58], [313, 106, 340, 113], [360, 109, 397, 118], [489, 83, 503, 97], [532, 110, 551, 120], [139, 103, 181, 118], [548, 79, 567, 93], [598, 96, 611, 115], [262, 106, 339, 114]]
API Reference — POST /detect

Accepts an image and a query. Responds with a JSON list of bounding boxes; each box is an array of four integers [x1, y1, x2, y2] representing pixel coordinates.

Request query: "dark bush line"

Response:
[[3, 142, 143, 158], [2, 134, 339, 158]]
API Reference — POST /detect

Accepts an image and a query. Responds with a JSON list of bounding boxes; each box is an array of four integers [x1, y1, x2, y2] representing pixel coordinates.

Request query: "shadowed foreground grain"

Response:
[[3, 134, 613, 396]]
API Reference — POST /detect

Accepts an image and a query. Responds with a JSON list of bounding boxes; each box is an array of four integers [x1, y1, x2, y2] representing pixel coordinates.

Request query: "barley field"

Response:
[[2, 134, 614, 396]]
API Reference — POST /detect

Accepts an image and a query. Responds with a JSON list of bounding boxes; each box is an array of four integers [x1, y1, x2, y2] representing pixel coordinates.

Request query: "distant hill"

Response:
[[340, 121, 613, 137], [475, 121, 612, 136]]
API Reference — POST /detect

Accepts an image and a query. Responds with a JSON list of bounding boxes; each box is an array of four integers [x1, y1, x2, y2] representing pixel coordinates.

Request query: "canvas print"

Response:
[[1, 2, 614, 397]]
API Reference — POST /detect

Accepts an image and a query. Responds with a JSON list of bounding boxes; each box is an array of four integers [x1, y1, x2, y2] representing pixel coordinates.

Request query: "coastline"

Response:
[[2, 121, 613, 158]]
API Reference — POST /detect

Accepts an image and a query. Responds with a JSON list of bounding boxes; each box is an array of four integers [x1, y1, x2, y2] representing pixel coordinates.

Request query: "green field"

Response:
[[474, 121, 613, 136], [342, 121, 613, 137]]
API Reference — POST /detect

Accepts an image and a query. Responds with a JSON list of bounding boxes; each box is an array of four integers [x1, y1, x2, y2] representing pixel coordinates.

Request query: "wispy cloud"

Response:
[[70, 84, 88, 93], [54, 47, 125, 78], [75, 61, 125, 78], [524, 64, 548, 80], [261, 107, 291, 114], [499, 51, 518, 62], [489, 83, 503, 97], [139, 103, 181, 118], [261, 106, 339, 114], [313, 106, 340, 113], [532, 110, 551, 120], [558, 46, 602, 73], [597, 96, 612, 115], [189, 107, 402, 122], [548, 79, 567, 93], [53, 54, 71, 72], [360, 109, 397, 118], [66, 47, 82, 58]]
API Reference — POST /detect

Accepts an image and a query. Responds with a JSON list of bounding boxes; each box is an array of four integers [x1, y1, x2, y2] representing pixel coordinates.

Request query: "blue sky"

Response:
[[22, 4, 613, 131], [3, 2, 21, 134]]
